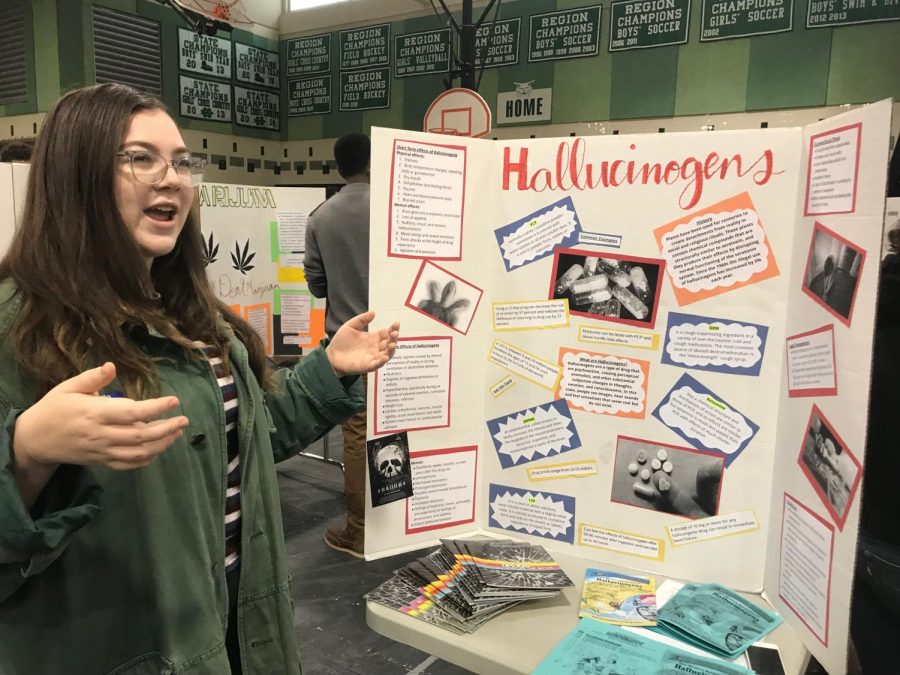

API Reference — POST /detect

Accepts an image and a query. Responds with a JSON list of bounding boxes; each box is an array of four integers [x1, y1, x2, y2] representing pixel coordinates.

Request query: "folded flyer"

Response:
[[534, 618, 754, 675], [580, 568, 657, 627]]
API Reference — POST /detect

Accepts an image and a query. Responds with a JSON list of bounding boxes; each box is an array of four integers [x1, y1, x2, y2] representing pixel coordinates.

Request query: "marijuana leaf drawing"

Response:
[[201, 230, 219, 266], [230, 239, 256, 275]]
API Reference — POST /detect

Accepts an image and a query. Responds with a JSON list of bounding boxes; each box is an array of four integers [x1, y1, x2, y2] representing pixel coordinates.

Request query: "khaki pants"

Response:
[[341, 375, 367, 535]]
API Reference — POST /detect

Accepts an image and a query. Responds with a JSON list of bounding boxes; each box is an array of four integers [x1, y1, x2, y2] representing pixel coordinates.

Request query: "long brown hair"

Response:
[[0, 83, 271, 398]]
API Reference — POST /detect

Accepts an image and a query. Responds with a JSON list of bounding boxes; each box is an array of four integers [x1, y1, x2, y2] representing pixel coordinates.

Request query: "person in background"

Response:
[[303, 132, 371, 558], [0, 142, 32, 163], [851, 220, 900, 674], [0, 84, 398, 674]]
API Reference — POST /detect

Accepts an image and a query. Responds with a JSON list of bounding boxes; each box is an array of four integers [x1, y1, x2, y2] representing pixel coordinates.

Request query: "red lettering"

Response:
[[609, 159, 627, 186], [663, 161, 681, 185], [529, 168, 552, 192], [557, 142, 574, 190], [703, 152, 721, 179], [679, 158, 703, 210], [502, 146, 529, 191], [499, 140, 781, 210]]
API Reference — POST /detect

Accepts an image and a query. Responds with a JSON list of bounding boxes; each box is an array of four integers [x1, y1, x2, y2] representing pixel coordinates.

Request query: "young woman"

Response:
[[0, 83, 398, 674]]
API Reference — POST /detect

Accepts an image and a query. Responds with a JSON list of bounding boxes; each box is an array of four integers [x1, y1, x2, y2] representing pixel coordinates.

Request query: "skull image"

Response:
[[374, 443, 405, 479]]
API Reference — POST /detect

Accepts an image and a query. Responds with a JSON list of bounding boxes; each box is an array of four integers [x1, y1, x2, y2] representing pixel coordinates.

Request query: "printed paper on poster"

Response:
[[654, 192, 779, 306], [579, 523, 665, 561], [779, 494, 834, 646], [804, 123, 861, 216], [244, 303, 272, 354], [580, 231, 623, 248], [667, 510, 760, 547], [405, 260, 483, 335], [652, 373, 759, 467], [489, 339, 561, 390], [797, 405, 862, 530], [374, 336, 452, 434], [550, 249, 665, 329], [486, 399, 581, 469], [493, 299, 569, 331], [388, 139, 466, 260], [801, 221, 865, 327], [367, 432, 414, 507], [556, 347, 650, 419], [579, 325, 660, 350], [662, 312, 768, 377], [488, 484, 576, 543], [276, 211, 307, 254], [611, 436, 724, 519], [275, 290, 311, 334], [494, 196, 582, 271], [528, 460, 598, 482], [786, 325, 837, 397], [406, 446, 477, 534]]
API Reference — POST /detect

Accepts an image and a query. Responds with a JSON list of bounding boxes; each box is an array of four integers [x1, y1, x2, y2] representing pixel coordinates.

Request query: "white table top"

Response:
[[366, 552, 810, 675]]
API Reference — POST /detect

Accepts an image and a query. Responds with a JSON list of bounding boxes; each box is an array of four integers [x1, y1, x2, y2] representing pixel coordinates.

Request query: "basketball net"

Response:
[[170, 0, 253, 28]]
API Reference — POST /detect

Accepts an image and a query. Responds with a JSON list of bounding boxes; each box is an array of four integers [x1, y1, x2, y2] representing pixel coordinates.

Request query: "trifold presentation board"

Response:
[[197, 183, 326, 355], [365, 101, 893, 675]]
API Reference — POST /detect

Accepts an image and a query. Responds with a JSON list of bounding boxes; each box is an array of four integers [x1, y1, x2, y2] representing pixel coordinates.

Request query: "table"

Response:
[[366, 551, 811, 674]]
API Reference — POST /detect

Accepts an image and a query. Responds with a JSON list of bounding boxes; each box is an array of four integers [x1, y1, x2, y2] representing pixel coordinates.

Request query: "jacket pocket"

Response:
[[239, 583, 300, 675]]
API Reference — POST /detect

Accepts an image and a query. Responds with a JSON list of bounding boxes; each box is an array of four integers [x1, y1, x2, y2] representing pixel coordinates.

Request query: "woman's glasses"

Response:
[[117, 150, 206, 187]]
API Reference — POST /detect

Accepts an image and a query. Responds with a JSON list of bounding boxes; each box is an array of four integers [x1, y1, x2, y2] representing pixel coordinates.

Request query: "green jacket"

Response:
[[0, 280, 363, 673]]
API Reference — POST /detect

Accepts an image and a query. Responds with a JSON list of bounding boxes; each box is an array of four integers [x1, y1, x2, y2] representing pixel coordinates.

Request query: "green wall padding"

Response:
[[745, 0, 832, 110], [826, 22, 900, 105], [674, 9, 750, 116], [610, 46, 678, 120]]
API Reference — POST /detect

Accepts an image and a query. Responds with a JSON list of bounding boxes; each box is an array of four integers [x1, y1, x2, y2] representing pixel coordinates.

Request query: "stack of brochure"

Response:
[[534, 618, 755, 675], [655, 583, 783, 658], [365, 538, 574, 633]]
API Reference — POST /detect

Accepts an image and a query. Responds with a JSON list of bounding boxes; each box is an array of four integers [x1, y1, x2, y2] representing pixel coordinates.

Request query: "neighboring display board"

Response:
[[288, 75, 331, 116], [199, 184, 327, 356], [177, 28, 231, 79], [179, 75, 232, 122], [234, 86, 280, 130], [340, 23, 390, 70], [701, 0, 793, 41], [234, 43, 280, 89], [807, 0, 900, 27], [285, 33, 331, 77], [474, 17, 521, 68], [394, 28, 451, 77], [609, 0, 690, 51], [339, 67, 391, 111], [528, 6, 602, 61]]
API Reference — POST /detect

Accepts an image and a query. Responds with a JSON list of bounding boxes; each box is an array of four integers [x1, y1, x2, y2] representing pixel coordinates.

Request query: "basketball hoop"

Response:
[[423, 89, 491, 138], [169, 0, 252, 34]]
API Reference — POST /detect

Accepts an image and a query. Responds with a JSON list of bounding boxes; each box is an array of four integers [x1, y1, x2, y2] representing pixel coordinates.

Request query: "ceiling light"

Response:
[[289, 0, 349, 10]]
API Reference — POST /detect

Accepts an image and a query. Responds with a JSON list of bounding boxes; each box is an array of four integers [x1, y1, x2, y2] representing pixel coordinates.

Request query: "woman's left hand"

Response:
[[326, 311, 400, 377]]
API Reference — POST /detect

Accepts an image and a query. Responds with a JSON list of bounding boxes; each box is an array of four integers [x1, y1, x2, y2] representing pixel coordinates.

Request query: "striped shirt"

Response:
[[203, 347, 242, 573]]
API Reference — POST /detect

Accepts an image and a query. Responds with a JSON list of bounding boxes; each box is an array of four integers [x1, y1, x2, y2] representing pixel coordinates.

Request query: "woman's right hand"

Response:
[[14, 362, 188, 471]]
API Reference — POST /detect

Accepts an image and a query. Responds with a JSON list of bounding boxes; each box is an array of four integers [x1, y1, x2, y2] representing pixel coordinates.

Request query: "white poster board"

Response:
[[367, 100, 893, 675], [198, 183, 326, 355], [0, 162, 30, 255]]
